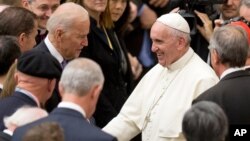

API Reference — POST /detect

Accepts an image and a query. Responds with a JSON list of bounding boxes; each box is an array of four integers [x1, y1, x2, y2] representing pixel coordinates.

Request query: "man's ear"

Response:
[[55, 28, 64, 42], [22, 0, 30, 9], [58, 82, 64, 98], [90, 84, 102, 100], [176, 36, 186, 50], [212, 49, 220, 65], [48, 79, 56, 93], [18, 32, 26, 52]]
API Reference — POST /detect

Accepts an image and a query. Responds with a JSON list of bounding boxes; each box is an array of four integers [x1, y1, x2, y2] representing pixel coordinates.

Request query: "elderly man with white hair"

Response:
[[0, 106, 48, 141], [103, 13, 219, 141]]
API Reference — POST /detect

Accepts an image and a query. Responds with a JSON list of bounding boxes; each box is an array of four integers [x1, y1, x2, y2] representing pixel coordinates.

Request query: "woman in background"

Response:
[[110, 0, 143, 80], [67, 0, 134, 128]]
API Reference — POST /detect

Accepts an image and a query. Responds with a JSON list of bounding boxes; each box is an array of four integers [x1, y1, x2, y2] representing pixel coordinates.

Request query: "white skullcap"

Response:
[[156, 13, 190, 34]]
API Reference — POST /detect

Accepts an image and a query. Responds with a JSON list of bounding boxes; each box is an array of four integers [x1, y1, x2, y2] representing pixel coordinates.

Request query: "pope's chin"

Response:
[[158, 60, 166, 67]]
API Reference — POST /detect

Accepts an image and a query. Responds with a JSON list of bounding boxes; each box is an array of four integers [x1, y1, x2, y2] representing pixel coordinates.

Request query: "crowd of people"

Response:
[[0, 0, 250, 141]]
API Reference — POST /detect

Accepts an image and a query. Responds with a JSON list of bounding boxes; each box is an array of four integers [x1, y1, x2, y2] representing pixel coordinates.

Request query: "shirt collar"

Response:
[[58, 101, 86, 118], [220, 67, 245, 79], [44, 36, 64, 64], [15, 87, 40, 107], [3, 129, 13, 136], [0, 83, 3, 89], [244, 65, 250, 70], [167, 47, 194, 71]]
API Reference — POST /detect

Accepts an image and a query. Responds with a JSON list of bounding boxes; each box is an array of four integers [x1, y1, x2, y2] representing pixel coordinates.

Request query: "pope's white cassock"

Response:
[[103, 47, 219, 141]]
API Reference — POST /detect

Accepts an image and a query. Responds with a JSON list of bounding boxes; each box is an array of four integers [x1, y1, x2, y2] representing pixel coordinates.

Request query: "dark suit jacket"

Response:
[[193, 70, 250, 124], [193, 70, 250, 141], [12, 108, 117, 141], [0, 132, 11, 141], [80, 18, 133, 127], [0, 91, 38, 130], [34, 41, 62, 112]]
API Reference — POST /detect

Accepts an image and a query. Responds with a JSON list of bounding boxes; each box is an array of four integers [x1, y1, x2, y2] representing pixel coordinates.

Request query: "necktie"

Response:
[[61, 60, 67, 69]]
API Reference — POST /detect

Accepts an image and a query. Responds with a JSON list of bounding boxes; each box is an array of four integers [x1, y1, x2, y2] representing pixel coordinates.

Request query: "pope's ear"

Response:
[[176, 36, 186, 50], [58, 82, 64, 98]]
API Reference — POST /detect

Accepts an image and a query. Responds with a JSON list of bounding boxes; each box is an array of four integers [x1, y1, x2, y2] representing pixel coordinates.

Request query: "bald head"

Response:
[[47, 2, 89, 33]]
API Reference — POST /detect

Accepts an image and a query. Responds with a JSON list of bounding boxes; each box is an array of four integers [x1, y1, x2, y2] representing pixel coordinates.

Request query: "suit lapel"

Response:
[[35, 41, 50, 53]]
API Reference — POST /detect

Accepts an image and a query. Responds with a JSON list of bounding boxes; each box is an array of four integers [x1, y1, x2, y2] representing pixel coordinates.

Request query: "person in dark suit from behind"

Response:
[[13, 58, 117, 141], [0, 36, 21, 94], [193, 25, 250, 141], [34, 2, 90, 112], [0, 106, 48, 141], [0, 49, 61, 131], [182, 101, 228, 141], [22, 122, 64, 141]]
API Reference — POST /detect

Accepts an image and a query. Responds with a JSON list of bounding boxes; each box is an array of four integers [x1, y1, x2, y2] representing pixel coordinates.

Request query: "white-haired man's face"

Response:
[[58, 19, 90, 60]]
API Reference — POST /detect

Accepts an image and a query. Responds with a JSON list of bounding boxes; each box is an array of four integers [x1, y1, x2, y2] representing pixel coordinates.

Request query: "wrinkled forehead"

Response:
[[150, 22, 171, 39], [151, 22, 171, 33]]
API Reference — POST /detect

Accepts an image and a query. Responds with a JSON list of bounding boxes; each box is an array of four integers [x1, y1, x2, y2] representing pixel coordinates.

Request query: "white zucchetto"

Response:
[[157, 13, 190, 34]]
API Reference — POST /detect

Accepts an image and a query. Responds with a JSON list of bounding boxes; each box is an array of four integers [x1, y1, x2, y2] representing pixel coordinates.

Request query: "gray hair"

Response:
[[209, 25, 248, 67], [240, 0, 250, 7], [182, 101, 228, 141], [46, 2, 89, 33], [3, 106, 48, 128], [60, 58, 104, 96], [167, 26, 191, 47]]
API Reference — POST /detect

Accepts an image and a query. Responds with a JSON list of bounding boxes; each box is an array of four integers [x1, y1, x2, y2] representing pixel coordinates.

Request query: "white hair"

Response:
[[60, 58, 104, 96], [3, 106, 48, 128], [47, 2, 89, 33]]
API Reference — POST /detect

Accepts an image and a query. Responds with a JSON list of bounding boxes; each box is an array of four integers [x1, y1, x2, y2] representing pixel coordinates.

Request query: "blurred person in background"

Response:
[[0, 106, 48, 141]]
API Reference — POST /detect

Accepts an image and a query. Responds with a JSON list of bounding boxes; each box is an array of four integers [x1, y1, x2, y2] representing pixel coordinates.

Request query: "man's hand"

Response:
[[194, 10, 213, 42], [140, 4, 157, 29], [149, 0, 169, 8], [128, 53, 142, 80]]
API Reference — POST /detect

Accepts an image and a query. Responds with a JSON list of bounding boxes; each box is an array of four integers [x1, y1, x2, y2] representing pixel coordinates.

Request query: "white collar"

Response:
[[244, 65, 250, 70], [167, 47, 194, 71], [58, 101, 86, 118], [15, 87, 40, 107], [3, 129, 13, 136], [220, 67, 245, 79], [44, 36, 64, 64]]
